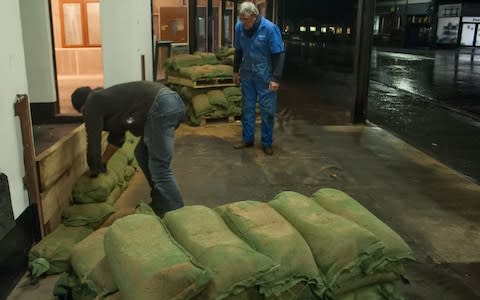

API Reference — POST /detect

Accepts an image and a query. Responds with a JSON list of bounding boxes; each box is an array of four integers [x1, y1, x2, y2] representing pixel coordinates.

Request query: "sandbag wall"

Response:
[[27, 133, 141, 284], [165, 49, 243, 126], [50, 188, 414, 300]]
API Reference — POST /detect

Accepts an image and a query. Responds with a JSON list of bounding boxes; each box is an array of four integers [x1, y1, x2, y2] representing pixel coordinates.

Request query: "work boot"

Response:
[[233, 142, 254, 149], [263, 146, 273, 156]]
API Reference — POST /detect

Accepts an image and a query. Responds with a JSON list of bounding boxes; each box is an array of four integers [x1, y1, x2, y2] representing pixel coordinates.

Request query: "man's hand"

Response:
[[84, 163, 107, 178], [233, 73, 241, 86], [269, 81, 280, 92]]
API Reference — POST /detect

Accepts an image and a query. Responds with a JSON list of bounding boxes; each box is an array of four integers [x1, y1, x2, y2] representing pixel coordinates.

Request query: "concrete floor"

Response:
[[11, 119, 480, 299], [12, 47, 480, 299]]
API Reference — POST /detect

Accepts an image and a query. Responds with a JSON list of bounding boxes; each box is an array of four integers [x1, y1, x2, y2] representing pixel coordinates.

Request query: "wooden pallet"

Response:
[[199, 115, 240, 126], [168, 75, 235, 88]]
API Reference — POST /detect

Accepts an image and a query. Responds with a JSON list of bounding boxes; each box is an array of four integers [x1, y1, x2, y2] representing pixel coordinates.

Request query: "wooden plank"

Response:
[[167, 75, 235, 88], [200, 115, 239, 126], [36, 124, 88, 192]]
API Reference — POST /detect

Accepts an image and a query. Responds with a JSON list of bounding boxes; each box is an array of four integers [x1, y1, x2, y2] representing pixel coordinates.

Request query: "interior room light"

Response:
[[300, 26, 307, 32], [310, 26, 317, 32], [321, 27, 327, 33]]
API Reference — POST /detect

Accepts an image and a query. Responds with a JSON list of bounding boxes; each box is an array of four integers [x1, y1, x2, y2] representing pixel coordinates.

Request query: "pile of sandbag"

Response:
[[165, 50, 234, 81], [177, 86, 242, 126], [27, 133, 141, 283], [50, 188, 414, 300]]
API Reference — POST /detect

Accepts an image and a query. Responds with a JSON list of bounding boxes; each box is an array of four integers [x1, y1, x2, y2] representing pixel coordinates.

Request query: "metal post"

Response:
[[352, 0, 376, 123], [189, 0, 197, 53], [207, 0, 213, 52]]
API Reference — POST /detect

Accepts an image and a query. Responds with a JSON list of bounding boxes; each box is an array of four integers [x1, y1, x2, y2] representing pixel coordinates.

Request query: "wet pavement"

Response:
[[369, 47, 480, 184]]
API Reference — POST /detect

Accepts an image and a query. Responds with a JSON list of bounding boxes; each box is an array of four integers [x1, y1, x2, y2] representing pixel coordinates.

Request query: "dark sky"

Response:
[[284, 0, 356, 25]]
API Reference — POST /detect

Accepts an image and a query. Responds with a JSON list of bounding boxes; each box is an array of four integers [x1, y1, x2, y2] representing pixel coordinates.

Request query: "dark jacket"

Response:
[[83, 81, 167, 174]]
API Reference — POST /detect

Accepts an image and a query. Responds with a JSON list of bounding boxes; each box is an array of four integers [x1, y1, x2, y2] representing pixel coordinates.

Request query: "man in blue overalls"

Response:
[[233, 1, 285, 155]]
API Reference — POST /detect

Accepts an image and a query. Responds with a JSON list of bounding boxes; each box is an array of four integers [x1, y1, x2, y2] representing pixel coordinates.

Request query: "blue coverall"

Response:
[[235, 17, 284, 148]]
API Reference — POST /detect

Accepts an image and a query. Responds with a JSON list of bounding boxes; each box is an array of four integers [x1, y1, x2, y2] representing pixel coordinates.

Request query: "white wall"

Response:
[[0, 1, 31, 218], [101, 0, 153, 87], [19, 0, 56, 104]]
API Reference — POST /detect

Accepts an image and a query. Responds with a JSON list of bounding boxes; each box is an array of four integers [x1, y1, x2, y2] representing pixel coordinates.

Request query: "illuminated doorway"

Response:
[[50, 0, 104, 115]]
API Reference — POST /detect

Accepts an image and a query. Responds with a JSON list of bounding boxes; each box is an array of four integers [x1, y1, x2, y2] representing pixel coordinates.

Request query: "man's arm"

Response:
[[233, 49, 243, 86]]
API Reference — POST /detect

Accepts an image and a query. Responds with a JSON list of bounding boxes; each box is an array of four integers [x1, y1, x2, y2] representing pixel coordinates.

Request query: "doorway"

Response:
[[50, 0, 104, 115]]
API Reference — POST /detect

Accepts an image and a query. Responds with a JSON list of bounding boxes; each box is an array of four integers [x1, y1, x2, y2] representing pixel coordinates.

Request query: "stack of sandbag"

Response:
[[268, 189, 414, 299], [27, 133, 140, 284], [165, 52, 232, 82], [52, 205, 158, 300], [51, 188, 413, 300], [164, 205, 279, 300], [177, 86, 242, 126], [72, 132, 139, 205]]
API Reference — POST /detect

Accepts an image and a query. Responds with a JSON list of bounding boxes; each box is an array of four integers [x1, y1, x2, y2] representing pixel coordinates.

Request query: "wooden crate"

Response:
[[35, 124, 108, 234], [168, 75, 235, 88]]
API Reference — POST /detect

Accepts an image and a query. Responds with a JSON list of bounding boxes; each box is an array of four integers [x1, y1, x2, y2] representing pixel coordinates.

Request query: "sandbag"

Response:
[[207, 89, 230, 109], [269, 191, 385, 290], [28, 225, 93, 281], [70, 227, 117, 297], [311, 188, 415, 270], [165, 54, 204, 71], [62, 203, 115, 229], [223, 86, 242, 98], [164, 205, 278, 300], [192, 94, 214, 117], [337, 283, 403, 300], [215, 200, 327, 298], [104, 214, 211, 300], [72, 172, 117, 204], [179, 64, 233, 81], [194, 51, 220, 65]]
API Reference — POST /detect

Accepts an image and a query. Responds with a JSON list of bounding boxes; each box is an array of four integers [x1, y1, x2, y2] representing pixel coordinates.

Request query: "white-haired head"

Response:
[[239, 1, 259, 18]]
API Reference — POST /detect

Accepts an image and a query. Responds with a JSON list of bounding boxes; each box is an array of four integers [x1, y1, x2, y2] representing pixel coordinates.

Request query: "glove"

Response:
[[88, 163, 107, 178]]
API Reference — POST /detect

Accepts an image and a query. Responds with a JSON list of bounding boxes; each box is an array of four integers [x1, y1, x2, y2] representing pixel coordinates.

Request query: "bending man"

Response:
[[71, 81, 185, 217]]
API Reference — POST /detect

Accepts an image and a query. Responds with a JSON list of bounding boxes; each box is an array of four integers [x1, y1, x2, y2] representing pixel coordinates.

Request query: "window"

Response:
[[60, 0, 100, 47]]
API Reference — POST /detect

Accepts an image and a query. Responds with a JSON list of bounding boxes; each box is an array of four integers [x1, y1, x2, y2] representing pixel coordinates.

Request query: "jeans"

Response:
[[241, 75, 277, 147], [134, 89, 185, 216]]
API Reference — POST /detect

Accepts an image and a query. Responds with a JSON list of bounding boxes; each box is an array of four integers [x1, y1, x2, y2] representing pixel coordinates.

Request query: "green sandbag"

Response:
[[53, 272, 98, 300], [311, 188, 415, 269], [28, 225, 93, 281], [207, 90, 230, 108], [70, 227, 117, 297], [134, 201, 157, 215], [179, 86, 210, 101], [62, 203, 115, 229], [337, 283, 403, 300], [192, 94, 214, 117], [163, 205, 278, 300], [222, 55, 234, 66], [179, 64, 233, 81], [215, 47, 235, 59], [215, 201, 326, 298], [228, 95, 243, 106], [104, 214, 212, 300], [223, 86, 242, 97], [165, 54, 204, 71], [269, 191, 385, 290], [194, 51, 220, 65], [72, 172, 117, 204], [124, 165, 136, 181], [107, 151, 129, 187], [105, 185, 123, 205]]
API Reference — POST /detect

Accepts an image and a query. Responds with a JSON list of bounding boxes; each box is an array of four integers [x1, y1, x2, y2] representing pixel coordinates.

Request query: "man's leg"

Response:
[[134, 138, 154, 189], [237, 78, 257, 147], [143, 93, 185, 216], [258, 84, 277, 154]]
